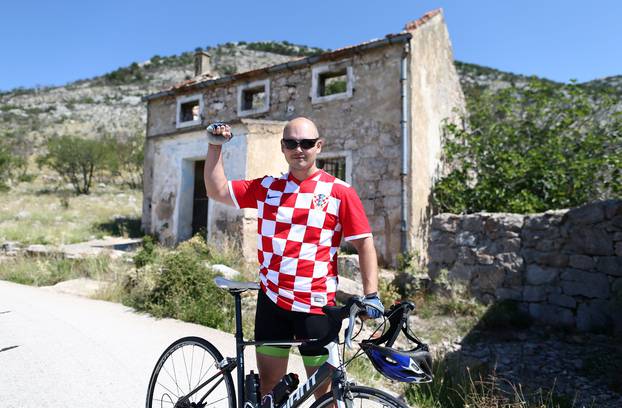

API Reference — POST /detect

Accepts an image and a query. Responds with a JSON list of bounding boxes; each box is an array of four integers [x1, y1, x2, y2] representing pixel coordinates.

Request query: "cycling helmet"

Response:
[[360, 342, 433, 383], [360, 301, 433, 383]]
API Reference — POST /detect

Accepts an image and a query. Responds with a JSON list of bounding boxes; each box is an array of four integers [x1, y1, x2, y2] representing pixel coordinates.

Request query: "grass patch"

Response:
[[0, 179, 141, 245], [0, 254, 127, 286], [406, 359, 583, 408]]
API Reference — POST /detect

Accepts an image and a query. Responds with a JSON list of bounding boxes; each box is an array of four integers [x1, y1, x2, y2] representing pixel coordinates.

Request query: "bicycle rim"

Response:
[[146, 336, 235, 408], [310, 385, 408, 408]]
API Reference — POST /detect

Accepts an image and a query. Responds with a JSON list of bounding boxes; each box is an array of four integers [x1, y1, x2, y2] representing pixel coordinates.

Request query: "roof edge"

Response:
[[143, 32, 412, 102]]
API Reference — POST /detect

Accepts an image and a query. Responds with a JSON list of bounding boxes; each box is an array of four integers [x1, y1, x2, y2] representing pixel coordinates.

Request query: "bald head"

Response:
[[283, 117, 320, 140]]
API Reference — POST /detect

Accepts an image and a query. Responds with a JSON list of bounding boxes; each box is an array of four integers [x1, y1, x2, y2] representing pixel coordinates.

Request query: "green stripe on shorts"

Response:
[[256, 345, 290, 358], [302, 354, 328, 367]]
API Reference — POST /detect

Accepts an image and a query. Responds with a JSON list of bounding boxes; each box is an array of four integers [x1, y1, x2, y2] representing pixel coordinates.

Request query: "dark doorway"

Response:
[[192, 160, 208, 236]]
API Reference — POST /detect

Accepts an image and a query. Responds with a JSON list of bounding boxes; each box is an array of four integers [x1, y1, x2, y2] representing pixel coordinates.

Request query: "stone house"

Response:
[[142, 9, 465, 264]]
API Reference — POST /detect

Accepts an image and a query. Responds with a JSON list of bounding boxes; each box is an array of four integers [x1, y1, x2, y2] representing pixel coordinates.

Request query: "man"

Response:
[[204, 117, 383, 399]]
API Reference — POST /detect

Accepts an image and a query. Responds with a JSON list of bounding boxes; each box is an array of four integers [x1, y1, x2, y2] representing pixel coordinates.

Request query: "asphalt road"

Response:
[[0, 280, 305, 408]]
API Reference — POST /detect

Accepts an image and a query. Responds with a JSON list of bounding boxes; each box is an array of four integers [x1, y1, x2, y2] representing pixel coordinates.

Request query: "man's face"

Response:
[[281, 125, 322, 172]]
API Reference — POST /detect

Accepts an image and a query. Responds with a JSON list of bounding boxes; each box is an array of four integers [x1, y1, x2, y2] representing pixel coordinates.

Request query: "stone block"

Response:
[[604, 200, 622, 219], [576, 300, 610, 332], [495, 287, 522, 301], [568, 255, 595, 270], [475, 252, 495, 265], [535, 252, 568, 267], [449, 263, 475, 282], [548, 293, 577, 309], [526, 265, 558, 285], [524, 215, 550, 230], [432, 214, 460, 232], [496, 252, 524, 272], [456, 246, 476, 265], [429, 243, 457, 264], [610, 215, 622, 230], [535, 239, 561, 252], [523, 286, 547, 302], [565, 227, 614, 256], [528, 303, 575, 327], [494, 238, 521, 253], [461, 214, 484, 232], [338, 254, 361, 282], [211, 264, 240, 280], [616, 242, 622, 257], [456, 231, 477, 247], [564, 203, 605, 225], [471, 265, 505, 292], [504, 269, 523, 286], [595, 256, 622, 276], [561, 270, 609, 299], [336, 276, 363, 302]]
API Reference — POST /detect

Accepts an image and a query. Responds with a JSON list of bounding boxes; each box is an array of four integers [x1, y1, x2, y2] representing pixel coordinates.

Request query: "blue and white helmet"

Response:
[[361, 342, 433, 383]]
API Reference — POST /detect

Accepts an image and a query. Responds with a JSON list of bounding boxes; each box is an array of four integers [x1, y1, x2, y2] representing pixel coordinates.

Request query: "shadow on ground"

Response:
[[94, 216, 142, 238], [428, 301, 622, 408]]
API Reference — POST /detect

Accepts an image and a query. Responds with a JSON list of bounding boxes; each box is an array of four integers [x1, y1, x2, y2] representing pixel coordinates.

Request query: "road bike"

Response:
[[146, 277, 431, 408]]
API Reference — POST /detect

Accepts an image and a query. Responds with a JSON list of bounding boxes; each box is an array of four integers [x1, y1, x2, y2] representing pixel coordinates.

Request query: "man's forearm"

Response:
[[352, 237, 378, 295], [204, 144, 232, 204]]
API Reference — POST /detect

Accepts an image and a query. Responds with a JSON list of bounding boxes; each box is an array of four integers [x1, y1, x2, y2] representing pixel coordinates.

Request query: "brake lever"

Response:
[[345, 298, 363, 349]]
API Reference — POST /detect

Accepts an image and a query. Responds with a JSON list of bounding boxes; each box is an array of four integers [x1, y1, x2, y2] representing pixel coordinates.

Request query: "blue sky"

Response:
[[1, 0, 620, 91]]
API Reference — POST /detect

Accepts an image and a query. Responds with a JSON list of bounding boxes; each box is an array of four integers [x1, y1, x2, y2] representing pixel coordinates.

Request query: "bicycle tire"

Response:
[[146, 336, 236, 408], [309, 385, 409, 408]]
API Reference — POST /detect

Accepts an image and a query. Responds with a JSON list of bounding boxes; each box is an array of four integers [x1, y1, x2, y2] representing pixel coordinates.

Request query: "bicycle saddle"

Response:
[[214, 277, 260, 291]]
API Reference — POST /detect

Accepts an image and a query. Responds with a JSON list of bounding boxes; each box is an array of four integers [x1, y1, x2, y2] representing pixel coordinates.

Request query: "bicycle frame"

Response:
[[229, 289, 347, 408]]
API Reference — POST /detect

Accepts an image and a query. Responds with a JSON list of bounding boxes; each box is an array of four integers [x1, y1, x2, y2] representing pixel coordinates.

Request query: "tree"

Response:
[[38, 135, 110, 194], [433, 79, 622, 214], [101, 130, 144, 189]]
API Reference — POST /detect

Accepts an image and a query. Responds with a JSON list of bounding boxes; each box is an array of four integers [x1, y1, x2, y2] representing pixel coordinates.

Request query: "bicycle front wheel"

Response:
[[310, 385, 408, 408], [146, 336, 236, 408]]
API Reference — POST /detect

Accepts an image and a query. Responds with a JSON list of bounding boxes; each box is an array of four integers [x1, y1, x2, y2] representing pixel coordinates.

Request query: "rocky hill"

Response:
[[0, 41, 619, 154]]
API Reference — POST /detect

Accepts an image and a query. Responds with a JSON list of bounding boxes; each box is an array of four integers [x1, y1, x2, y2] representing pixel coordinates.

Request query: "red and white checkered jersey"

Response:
[[228, 169, 372, 314]]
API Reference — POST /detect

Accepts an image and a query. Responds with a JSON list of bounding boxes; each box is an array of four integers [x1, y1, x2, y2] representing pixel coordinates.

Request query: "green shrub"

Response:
[[146, 240, 234, 332], [434, 79, 622, 213], [134, 235, 157, 268]]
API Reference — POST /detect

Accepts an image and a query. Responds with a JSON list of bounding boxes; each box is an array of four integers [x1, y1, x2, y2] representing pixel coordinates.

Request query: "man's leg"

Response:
[[256, 347, 290, 397], [303, 355, 330, 400], [297, 313, 332, 401], [254, 291, 294, 397]]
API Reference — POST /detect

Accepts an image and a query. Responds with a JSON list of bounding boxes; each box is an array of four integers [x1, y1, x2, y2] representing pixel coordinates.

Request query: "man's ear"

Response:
[[316, 138, 323, 153]]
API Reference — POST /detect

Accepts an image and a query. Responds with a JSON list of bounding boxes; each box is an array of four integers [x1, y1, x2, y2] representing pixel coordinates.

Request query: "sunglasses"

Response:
[[281, 138, 319, 150]]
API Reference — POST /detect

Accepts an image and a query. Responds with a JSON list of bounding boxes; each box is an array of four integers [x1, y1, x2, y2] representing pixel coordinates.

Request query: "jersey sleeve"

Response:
[[228, 178, 263, 209], [338, 186, 373, 241]]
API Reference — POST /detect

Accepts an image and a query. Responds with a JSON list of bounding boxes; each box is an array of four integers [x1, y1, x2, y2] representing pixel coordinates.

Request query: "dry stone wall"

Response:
[[428, 200, 622, 333]]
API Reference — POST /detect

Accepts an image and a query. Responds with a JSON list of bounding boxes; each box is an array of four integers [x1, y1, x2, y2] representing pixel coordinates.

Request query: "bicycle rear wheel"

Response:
[[310, 385, 408, 408], [146, 336, 235, 408]]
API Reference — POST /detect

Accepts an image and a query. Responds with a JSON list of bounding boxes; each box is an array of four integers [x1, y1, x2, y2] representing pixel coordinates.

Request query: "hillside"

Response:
[[1, 42, 620, 155]]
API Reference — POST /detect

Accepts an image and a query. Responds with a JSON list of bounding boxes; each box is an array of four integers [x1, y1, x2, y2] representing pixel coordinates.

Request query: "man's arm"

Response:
[[348, 236, 378, 295], [204, 125, 235, 206]]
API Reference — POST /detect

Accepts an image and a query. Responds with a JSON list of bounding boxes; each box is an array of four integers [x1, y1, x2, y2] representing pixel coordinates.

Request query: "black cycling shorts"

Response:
[[254, 290, 330, 357]]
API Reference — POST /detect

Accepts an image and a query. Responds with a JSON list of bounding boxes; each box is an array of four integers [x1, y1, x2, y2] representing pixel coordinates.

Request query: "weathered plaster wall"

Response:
[[407, 12, 467, 260], [428, 200, 622, 333], [143, 120, 288, 252]]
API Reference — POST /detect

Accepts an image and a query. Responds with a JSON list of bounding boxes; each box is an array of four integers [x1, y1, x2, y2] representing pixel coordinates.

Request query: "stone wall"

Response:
[[428, 200, 622, 333]]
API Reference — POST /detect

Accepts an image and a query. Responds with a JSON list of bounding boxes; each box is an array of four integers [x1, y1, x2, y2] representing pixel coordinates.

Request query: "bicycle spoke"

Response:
[[181, 344, 191, 395], [194, 360, 217, 386], [155, 381, 179, 400], [196, 348, 206, 391], [189, 345, 195, 393]]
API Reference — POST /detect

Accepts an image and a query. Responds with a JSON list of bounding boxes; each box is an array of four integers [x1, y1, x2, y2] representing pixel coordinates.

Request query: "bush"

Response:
[[146, 240, 235, 332], [433, 79, 622, 214], [38, 135, 112, 194]]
